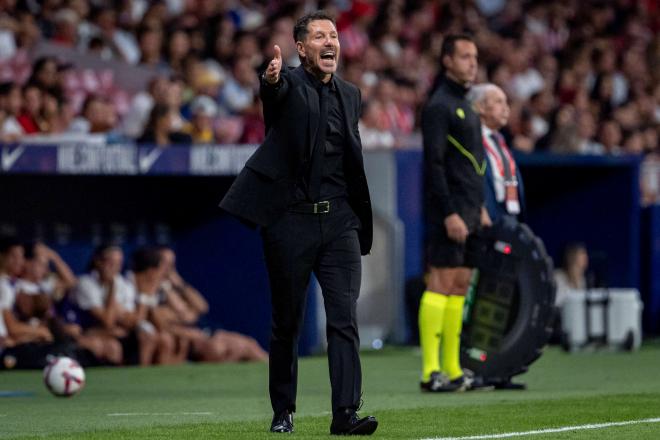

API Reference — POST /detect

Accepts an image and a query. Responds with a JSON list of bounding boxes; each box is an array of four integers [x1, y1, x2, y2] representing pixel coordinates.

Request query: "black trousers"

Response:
[[261, 199, 362, 415]]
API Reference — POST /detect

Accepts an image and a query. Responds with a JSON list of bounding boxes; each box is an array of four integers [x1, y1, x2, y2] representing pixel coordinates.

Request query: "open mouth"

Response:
[[320, 50, 336, 61]]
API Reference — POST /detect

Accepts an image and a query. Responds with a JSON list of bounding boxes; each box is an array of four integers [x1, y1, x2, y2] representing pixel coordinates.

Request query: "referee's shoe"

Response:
[[420, 370, 493, 392]]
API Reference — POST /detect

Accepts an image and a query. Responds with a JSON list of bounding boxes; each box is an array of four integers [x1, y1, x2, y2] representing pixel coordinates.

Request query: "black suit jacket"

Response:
[[220, 65, 373, 255]]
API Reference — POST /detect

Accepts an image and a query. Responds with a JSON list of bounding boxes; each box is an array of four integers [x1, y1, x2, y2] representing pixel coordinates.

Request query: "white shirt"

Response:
[[483, 126, 507, 202], [1, 116, 25, 138], [120, 92, 154, 138], [76, 271, 136, 312], [554, 269, 587, 307], [221, 77, 255, 114], [0, 275, 17, 338], [0, 30, 16, 61], [509, 68, 544, 100], [15, 277, 57, 297]]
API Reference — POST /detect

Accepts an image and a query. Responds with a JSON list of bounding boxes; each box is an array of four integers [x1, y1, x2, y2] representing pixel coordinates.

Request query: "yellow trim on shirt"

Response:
[[447, 134, 486, 176]]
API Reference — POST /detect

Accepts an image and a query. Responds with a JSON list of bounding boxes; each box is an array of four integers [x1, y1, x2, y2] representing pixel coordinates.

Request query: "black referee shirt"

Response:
[[422, 76, 485, 229]]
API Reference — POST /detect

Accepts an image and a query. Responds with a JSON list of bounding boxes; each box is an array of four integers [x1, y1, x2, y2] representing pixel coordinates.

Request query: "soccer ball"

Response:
[[43, 356, 86, 397]]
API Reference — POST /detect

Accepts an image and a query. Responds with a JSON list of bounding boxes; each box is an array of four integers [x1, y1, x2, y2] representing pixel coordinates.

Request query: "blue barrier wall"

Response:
[[394, 151, 652, 329], [642, 206, 660, 334]]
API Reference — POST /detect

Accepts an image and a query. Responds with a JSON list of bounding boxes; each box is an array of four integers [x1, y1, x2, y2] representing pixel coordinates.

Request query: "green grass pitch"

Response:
[[1, 344, 660, 439]]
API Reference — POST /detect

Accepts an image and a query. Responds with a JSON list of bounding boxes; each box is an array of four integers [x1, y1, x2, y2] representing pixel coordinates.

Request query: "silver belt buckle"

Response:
[[314, 201, 330, 214]]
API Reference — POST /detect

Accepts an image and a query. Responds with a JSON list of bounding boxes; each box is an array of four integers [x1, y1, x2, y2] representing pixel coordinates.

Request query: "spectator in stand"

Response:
[[0, 82, 25, 141], [52, 8, 80, 48], [238, 96, 265, 144], [136, 23, 165, 70], [597, 119, 623, 155], [27, 57, 61, 92], [137, 104, 192, 146], [67, 94, 118, 136], [17, 83, 42, 134], [576, 112, 605, 155], [164, 28, 192, 76], [121, 75, 186, 140], [87, 7, 140, 65], [0, 6, 40, 60], [40, 89, 68, 134], [622, 130, 646, 155], [188, 61, 226, 111], [0, 0, 655, 153], [220, 56, 259, 115], [527, 89, 554, 144], [165, 75, 187, 131], [359, 100, 395, 150], [183, 95, 217, 144]]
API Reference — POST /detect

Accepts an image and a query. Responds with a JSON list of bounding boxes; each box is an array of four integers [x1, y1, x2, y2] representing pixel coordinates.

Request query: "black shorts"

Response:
[[119, 331, 140, 366], [425, 220, 479, 268]]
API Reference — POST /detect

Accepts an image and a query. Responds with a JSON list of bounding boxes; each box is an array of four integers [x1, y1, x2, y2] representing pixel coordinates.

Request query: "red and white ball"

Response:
[[43, 356, 86, 397]]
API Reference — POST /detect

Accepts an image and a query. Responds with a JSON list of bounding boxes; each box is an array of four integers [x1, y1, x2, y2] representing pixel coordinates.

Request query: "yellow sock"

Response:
[[419, 291, 448, 381], [441, 295, 466, 380]]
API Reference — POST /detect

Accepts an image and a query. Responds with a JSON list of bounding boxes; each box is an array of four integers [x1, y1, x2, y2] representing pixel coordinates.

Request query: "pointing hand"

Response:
[[264, 45, 282, 84]]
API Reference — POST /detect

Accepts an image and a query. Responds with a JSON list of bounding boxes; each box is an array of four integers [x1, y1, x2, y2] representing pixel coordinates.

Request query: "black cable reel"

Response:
[[462, 216, 556, 389]]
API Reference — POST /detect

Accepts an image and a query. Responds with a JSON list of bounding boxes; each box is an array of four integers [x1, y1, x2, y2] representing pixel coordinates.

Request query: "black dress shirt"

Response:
[[297, 71, 348, 202]]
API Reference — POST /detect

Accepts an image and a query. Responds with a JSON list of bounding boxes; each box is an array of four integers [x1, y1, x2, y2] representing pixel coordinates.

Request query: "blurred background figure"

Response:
[[555, 243, 590, 308], [154, 246, 267, 363], [469, 83, 526, 222]]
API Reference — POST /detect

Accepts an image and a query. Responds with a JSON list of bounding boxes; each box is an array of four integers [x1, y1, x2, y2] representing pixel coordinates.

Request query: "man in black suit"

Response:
[[220, 10, 377, 436]]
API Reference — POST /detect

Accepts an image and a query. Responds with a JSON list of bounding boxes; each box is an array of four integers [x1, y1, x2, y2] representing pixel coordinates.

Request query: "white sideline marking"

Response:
[[423, 417, 660, 440], [107, 412, 212, 417]]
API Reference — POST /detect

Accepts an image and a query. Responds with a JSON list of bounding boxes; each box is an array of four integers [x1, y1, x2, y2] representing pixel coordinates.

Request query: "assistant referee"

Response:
[[419, 34, 491, 392]]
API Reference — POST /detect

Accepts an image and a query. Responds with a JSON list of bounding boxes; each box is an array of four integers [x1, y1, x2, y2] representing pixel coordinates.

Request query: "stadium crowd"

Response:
[[0, 0, 656, 155], [0, 237, 268, 369]]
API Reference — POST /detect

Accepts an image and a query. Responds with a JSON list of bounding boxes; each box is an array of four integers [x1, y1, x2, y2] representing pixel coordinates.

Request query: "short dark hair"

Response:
[[132, 246, 162, 273], [0, 81, 16, 96], [440, 33, 475, 62], [23, 241, 38, 260], [0, 236, 22, 256], [293, 10, 336, 43]]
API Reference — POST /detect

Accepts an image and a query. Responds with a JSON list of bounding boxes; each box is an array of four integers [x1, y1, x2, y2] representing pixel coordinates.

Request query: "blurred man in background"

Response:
[[468, 83, 526, 222]]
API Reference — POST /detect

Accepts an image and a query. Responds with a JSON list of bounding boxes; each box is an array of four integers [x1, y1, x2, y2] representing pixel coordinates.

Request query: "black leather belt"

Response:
[[289, 200, 331, 214]]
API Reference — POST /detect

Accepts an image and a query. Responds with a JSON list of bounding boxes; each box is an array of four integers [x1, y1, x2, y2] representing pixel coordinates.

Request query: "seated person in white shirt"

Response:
[[152, 246, 267, 363], [128, 247, 178, 365], [0, 238, 53, 348], [16, 242, 119, 365], [75, 244, 164, 366], [14, 242, 76, 322]]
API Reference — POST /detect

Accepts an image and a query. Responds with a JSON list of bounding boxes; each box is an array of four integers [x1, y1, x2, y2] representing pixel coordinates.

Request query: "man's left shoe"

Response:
[[330, 408, 378, 435], [270, 410, 294, 433]]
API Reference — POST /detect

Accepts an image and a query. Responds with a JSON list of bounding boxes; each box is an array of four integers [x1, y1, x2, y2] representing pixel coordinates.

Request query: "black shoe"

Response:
[[330, 408, 378, 435], [462, 369, 495, 392], [270, 410, 294, 433], [420, 371, 468, 392]]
